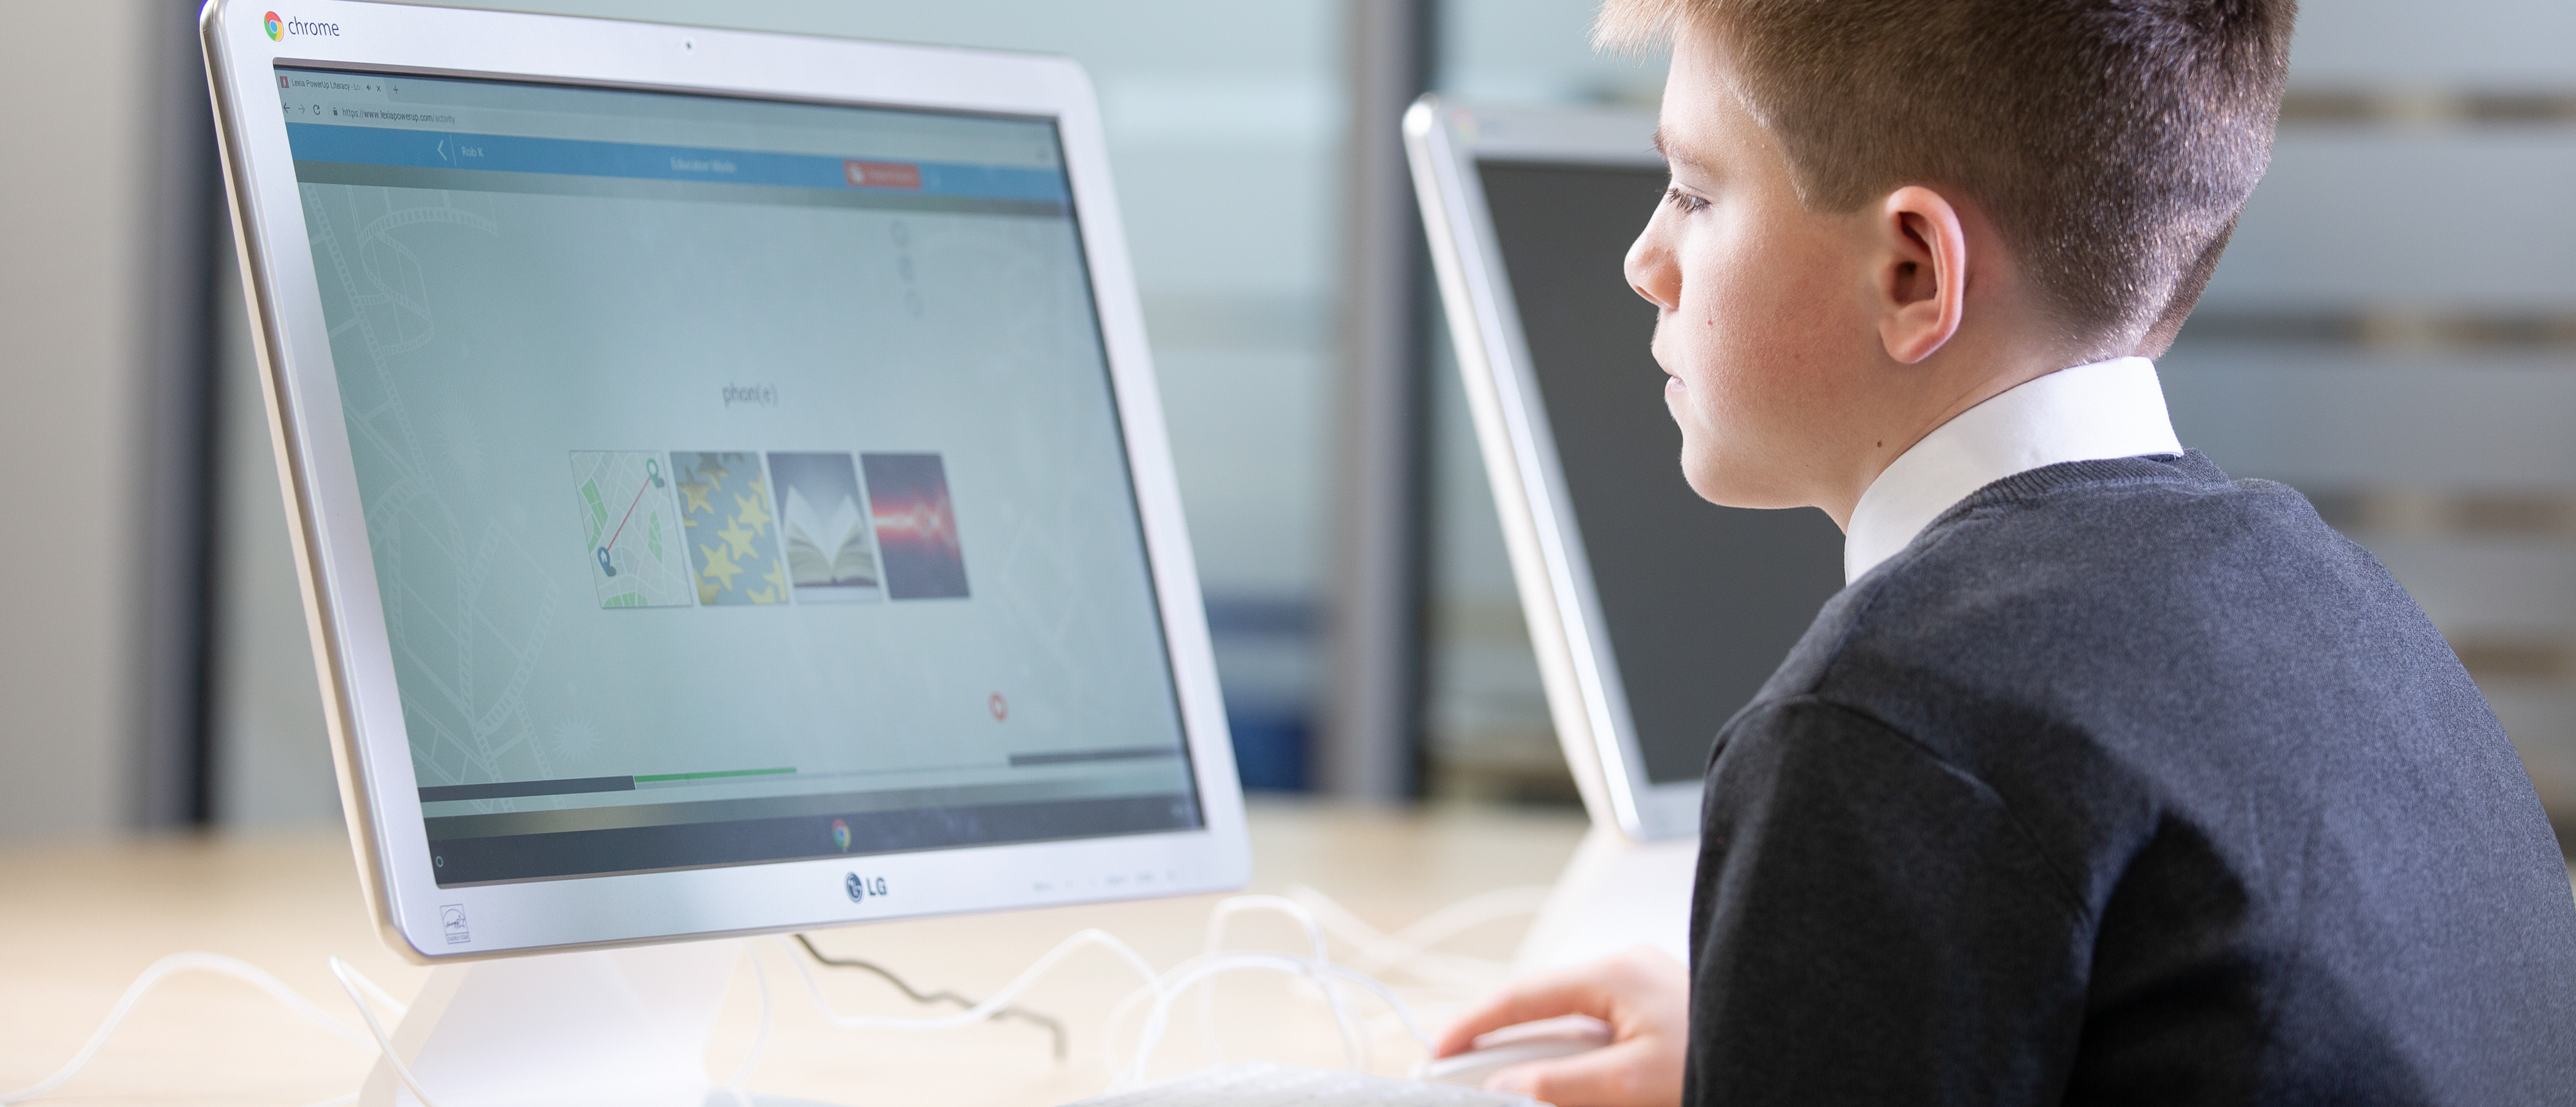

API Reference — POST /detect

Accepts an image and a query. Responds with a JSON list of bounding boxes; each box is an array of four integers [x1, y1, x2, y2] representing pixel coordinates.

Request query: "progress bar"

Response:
[[421, 768, 793, 804], [1007, 747, 1182, 768]]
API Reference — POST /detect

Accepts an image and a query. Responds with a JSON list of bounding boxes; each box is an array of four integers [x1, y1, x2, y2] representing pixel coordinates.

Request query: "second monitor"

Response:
[[1410, 99, 1847, 843]]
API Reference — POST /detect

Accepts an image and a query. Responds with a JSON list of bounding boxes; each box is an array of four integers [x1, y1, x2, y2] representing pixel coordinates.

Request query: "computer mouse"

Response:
[[1415, 1015, 1614, 1088]]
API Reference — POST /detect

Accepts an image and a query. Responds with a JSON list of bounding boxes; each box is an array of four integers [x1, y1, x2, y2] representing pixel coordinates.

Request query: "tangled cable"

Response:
[[0, 952, 377, 1107], [777, 894, 1431, 1092], [0, 885, 1545, 1103]]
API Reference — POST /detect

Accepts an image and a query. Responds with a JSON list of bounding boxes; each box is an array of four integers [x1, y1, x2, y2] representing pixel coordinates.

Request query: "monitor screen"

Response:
[[1475, 160, 1847, 785], [275, 68, 1200, 887]]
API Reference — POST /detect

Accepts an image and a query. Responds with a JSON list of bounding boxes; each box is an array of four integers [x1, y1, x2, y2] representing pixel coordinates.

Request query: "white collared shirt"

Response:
[[1842, 356, 2183, 583]]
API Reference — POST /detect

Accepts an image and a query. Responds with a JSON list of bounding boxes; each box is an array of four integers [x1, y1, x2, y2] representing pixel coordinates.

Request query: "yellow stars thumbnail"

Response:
[[749, 561, 788, 605], [698, 542, 743, 593], [677, 475, 716, 516], [671, 452, 785, 608], [735, 480, 774, 536], [736, 493, 786, 602], [719, 517, 756, 560]]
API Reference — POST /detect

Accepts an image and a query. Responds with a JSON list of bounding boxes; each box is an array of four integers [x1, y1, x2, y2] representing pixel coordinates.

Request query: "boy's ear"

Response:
[[1875, 185, 1969, 365]]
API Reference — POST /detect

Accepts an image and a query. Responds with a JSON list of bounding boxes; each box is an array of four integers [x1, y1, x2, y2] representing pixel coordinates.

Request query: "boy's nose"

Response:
[[1625, 224, 1680, 313]]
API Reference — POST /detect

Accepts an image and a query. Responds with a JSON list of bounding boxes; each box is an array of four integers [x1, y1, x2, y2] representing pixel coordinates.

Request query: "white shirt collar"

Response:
[[1842, 356, 2182, 583]]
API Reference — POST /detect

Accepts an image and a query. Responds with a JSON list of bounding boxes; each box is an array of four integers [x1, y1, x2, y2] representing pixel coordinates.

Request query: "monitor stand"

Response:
[[361, 938, 840, 1107], [1512, 825, 1697, 973]]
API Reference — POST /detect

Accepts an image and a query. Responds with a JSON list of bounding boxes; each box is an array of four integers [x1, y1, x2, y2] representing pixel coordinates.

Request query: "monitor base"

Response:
[[362, 938, 844, 1107], [1512, 826, 1697, 974]]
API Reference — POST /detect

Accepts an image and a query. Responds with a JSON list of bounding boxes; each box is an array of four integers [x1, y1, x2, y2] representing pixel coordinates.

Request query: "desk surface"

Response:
[[0, 800, 1586, 1106]]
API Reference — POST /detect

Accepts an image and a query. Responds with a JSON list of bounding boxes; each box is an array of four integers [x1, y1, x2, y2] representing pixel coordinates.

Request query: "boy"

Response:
[[1433, 1, 2576, 1103]]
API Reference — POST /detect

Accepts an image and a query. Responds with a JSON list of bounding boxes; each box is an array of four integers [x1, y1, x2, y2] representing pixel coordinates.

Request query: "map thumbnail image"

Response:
[[769, 452, 883, 603], [570, 450, 693, 608], [861, 453, 970, 600], [670, 451, 788, 606]]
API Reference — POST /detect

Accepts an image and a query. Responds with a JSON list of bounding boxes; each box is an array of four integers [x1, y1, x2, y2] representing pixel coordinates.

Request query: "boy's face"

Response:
[[1625, 30, 1884, 512]]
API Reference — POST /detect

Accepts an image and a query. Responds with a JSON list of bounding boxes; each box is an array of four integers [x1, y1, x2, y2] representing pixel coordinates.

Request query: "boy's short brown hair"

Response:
[[1600, 0, 2295, 348]]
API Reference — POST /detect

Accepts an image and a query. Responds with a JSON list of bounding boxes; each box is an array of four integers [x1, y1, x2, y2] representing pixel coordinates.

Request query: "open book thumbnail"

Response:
[[769, 452, 883, 602]]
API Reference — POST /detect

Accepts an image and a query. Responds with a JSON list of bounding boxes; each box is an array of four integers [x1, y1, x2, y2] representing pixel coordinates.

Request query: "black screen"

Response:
[[1477, 160, 1847, 785]]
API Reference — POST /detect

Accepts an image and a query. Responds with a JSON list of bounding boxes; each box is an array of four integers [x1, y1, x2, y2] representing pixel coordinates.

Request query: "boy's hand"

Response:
[[1434, 947, 1689, 1107]]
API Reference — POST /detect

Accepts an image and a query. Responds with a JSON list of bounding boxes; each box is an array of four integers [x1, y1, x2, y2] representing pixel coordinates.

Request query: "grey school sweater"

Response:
[[1684, 452, 2576, 1105]]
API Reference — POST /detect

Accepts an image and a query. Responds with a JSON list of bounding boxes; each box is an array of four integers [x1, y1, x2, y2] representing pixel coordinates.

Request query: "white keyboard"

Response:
[[1060, 1062, 1539, 1106]]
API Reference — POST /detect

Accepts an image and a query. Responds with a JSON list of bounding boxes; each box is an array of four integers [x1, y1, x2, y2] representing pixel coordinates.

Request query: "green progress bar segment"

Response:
[[633, 768, 797, 784]]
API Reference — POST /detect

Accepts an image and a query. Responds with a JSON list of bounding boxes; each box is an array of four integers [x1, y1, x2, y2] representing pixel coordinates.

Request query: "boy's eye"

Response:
[[1664, 185, 1710, 214]]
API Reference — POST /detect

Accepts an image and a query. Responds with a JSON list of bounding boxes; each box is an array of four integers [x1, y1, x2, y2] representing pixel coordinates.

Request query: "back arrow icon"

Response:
[[437, 138, 450, 161]]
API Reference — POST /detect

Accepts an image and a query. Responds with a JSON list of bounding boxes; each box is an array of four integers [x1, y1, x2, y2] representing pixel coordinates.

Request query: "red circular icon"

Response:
[[989, 693, 1009, 722]]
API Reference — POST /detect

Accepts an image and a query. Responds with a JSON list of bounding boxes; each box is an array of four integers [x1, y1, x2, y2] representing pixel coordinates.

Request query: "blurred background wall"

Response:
[[0, 0, 218, 836], [0, 2, 160, 837], [2, 0, 2569, 857]]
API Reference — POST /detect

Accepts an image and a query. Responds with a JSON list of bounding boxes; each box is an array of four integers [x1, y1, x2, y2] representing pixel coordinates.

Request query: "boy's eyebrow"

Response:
[[1651, 127, 1704, 171]]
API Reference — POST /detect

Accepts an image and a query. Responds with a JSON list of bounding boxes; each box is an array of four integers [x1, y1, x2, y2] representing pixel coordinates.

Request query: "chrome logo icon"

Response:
[[263, 11, 282, 40], [830, 818, 851, 852]]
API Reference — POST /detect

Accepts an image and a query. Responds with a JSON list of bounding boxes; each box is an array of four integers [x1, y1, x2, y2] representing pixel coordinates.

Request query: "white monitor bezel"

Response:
[[1404, 96, 1704, 842], [202, 0, 1250, 962]]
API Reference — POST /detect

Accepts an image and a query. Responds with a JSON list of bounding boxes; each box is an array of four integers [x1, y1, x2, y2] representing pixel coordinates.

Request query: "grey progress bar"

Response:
[[1007, 747, 1183, 768], [420, 776, 635, 803]]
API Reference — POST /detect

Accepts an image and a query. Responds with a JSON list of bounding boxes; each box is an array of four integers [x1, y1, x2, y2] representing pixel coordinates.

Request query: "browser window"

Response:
[[276, 67, 1199, 887]]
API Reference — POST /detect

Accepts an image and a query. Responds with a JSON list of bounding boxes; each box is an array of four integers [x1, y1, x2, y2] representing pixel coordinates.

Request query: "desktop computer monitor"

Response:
[[204, 6, 1247, 1095], [1406, 99, 1847, 843], [206, 1, 1252, 1095]]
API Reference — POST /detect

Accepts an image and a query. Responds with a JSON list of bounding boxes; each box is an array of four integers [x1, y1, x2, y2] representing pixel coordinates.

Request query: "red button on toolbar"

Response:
[[844, 160, 922, 189]]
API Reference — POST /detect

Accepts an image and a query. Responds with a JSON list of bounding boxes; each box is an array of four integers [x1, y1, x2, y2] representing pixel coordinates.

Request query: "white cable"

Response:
[[1370, 884, 1555, 959], [1104, 954, 1298, 1086], [724, 941, 774, 1092], [1285, 887, 1501, 991], [329, 957, 447, 1107], [0, 952, 374, 1105], [771, 900, 1423, 1092], [1195, 896, 1365, 1072], [1120, 952, 1431, 1089], [1102, 951, 1294, 1083], [1291, 883, 1548, 967], [1286, 883, 1550, 990], [342, 965, 411, 1020], [1098, 949, 1432, 1088], [1204, 895, 1336, 964], [781, 928, 1163, 1032], [6, 887, 1526, 1105]]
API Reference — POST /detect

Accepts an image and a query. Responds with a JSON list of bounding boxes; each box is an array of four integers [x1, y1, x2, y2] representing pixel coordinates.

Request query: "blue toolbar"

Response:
[[285, 123, 1069, 203]]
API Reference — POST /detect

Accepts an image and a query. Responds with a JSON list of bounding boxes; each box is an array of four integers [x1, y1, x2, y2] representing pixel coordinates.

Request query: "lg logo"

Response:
[[844, 873, 888, 903]]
